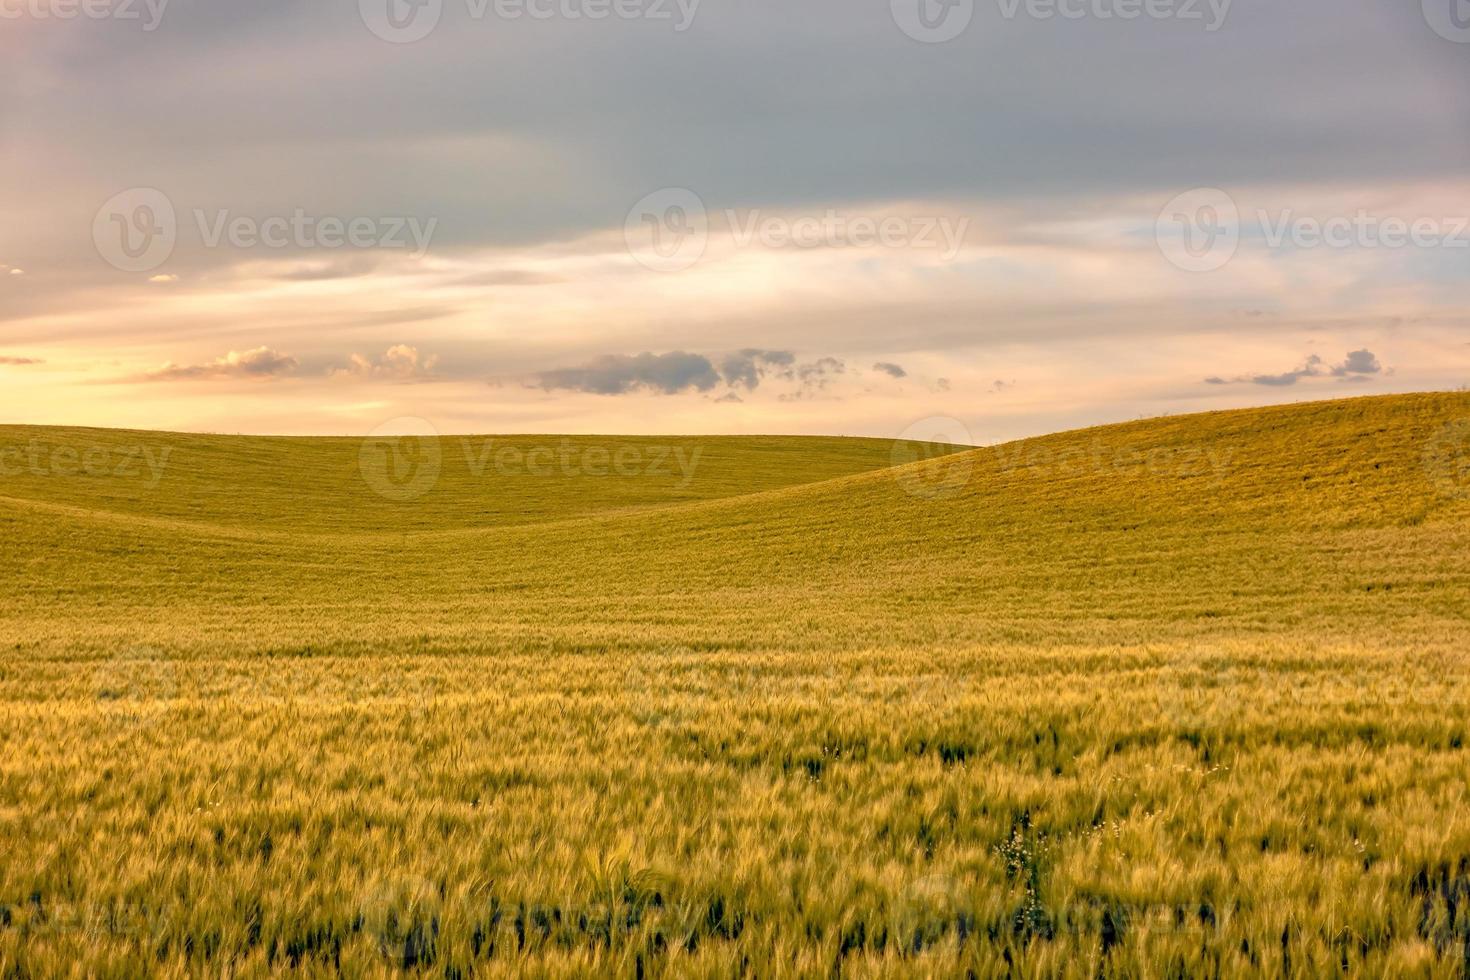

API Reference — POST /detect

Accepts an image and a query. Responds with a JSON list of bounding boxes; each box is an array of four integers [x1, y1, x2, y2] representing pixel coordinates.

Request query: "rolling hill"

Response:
[[1, 392, 1469, 976]]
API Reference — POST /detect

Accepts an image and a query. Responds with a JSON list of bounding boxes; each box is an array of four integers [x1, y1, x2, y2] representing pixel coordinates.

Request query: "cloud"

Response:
[[1205, 350, 1385, 387], [872, 362, 907, 379], [1332, 349, 1382, 377], [0, 356, 42, 366], [332, 345, 439, 381], [778, 357, 848, 401], [1253, 355, 1328, 387], [452, 269, 567, 288], [796, 357, 845, 389], [17, 0, 1457, 277], [270, 256, 382, 282], [720, 349, 796, 390], [532, 351, 721, 396], [529, 349, 851, 398], [141, 347, 298, 382]]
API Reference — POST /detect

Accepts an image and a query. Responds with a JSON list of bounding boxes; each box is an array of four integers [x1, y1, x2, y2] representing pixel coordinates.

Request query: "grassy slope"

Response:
[[0, 428, 943, 533], [6, 392, 1467, 646], [2, 392, 1470, 976]]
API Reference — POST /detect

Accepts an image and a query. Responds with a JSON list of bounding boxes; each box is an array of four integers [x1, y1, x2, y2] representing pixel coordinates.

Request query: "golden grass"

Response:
[[2, 392, 1469, 976]]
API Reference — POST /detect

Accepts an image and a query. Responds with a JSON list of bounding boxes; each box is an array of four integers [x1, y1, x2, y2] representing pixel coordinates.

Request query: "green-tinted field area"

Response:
[[3, 393, 1470, 976]]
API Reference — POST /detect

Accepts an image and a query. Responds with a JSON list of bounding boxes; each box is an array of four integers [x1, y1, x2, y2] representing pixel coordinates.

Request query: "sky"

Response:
[[2, 0, 1469, 443]]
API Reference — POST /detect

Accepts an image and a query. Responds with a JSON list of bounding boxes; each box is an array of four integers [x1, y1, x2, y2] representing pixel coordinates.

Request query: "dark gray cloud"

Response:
[[872, 362, 907, 379], [8, 0, 1466, 279], [1205, 350, 1384, 387], [1333, 349, 1383, 377], [530, 349, 853, 396], [796, 357, 845, 389], [139, 347, 299, 382], [532, 351, 721, 395], [1252, 356, 1327, 387], [776, 357, 848, 400], [720, 349, 796, 390]]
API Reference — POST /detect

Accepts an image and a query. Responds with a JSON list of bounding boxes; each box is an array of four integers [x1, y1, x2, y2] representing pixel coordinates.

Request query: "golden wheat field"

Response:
[[2, 392, 1470, 977]]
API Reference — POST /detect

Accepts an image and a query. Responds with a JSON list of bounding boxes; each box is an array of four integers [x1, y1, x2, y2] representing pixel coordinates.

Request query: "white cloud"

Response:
[[332, 345, 440, 381], [139, 347, 299, 382]]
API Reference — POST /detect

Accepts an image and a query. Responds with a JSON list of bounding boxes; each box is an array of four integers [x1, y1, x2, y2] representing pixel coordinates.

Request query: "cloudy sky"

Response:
[[2, 0, 1468, 441]]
